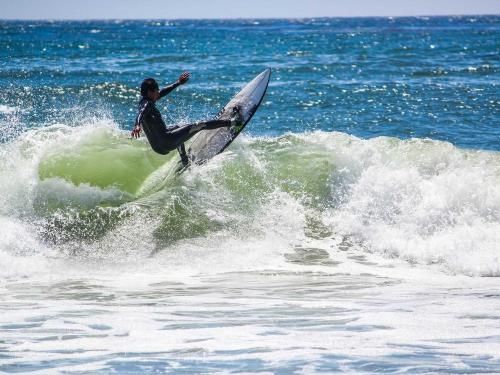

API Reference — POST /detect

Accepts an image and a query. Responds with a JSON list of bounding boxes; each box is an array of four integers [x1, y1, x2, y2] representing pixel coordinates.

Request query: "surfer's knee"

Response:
[[150, 144, 170, 155], [149, 140, 172, 155], [154, 148, 170, 155]]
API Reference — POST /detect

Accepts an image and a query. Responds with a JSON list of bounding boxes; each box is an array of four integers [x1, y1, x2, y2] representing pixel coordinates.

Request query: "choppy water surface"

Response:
[[0, 17, 499, 373]]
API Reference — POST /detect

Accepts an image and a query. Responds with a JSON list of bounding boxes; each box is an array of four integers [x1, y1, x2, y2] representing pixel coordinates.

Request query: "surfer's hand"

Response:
[[131, 124, 141, 138], [178, 71, 190, 85]]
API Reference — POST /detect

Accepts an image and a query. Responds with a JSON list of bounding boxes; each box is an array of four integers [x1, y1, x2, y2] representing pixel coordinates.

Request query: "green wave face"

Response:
[[38, 128, 169, 196], [32, 127, 337, 246], [35, 128, 345, 213]]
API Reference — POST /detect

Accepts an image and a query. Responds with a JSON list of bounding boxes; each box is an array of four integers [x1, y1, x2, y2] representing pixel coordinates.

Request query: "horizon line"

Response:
[[1, 13, 498, 22]]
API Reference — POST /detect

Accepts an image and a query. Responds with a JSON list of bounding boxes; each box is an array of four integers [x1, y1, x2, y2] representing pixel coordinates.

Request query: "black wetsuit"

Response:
[[134, 83, 230, 156]]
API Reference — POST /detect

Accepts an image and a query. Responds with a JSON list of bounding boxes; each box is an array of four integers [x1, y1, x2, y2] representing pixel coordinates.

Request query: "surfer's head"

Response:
[[141, 78, 160, 101]]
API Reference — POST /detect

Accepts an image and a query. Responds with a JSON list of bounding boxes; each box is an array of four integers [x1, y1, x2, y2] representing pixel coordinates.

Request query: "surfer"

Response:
[[132, 72, 242, 163]]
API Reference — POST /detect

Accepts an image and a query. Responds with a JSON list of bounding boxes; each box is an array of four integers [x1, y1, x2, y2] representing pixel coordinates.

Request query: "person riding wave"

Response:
[[132, 72, 242, 164]]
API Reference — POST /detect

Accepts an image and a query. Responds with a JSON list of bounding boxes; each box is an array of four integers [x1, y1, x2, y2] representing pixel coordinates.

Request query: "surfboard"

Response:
[[177, 68, 271, 171]]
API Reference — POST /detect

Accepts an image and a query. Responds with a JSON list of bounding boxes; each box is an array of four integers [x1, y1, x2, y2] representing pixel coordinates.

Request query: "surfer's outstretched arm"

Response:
[[159, 71, 190, 99]]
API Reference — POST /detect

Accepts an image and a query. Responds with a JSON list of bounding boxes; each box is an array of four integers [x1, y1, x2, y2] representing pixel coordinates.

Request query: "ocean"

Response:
[[0, 16, 499, 373]]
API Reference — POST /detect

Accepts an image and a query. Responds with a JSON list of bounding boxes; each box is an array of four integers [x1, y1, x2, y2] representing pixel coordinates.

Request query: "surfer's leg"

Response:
[[188, 106, 244, 133], [177, 143, 189, 166], [157, 124, 199, 152], [164, 119, 231, 149], [188, 119, 232, 134], [160, 108, 244, 152]]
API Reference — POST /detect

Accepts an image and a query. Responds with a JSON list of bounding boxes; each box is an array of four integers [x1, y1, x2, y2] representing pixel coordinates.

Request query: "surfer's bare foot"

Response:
[[230, 105, 243, 128]]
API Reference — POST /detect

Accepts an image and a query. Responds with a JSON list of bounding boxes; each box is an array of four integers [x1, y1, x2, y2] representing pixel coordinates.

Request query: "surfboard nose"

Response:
[[251, 68, 271, 87], [262, 68, 271, 79]]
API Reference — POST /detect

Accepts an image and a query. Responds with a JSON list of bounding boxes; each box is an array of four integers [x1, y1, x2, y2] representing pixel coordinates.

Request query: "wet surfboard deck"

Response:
[[176, 68, 271, 172]]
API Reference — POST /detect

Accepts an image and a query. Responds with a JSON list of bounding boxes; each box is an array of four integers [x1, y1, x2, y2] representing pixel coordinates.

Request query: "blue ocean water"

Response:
[[0, 17, 499, 374], [0, 17, 498, 148]]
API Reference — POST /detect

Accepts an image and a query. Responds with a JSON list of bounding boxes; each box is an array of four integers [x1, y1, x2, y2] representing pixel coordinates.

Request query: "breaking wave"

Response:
[[1, 121, 499, 276]]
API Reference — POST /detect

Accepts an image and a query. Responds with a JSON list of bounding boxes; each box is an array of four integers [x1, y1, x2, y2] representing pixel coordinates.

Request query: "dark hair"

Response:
[[141, 78, 159, 97]]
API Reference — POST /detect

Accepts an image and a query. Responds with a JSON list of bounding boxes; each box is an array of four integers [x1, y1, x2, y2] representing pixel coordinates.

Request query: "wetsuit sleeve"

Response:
[[159, 81, 181, 99], [135, 100, 151, 127]]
